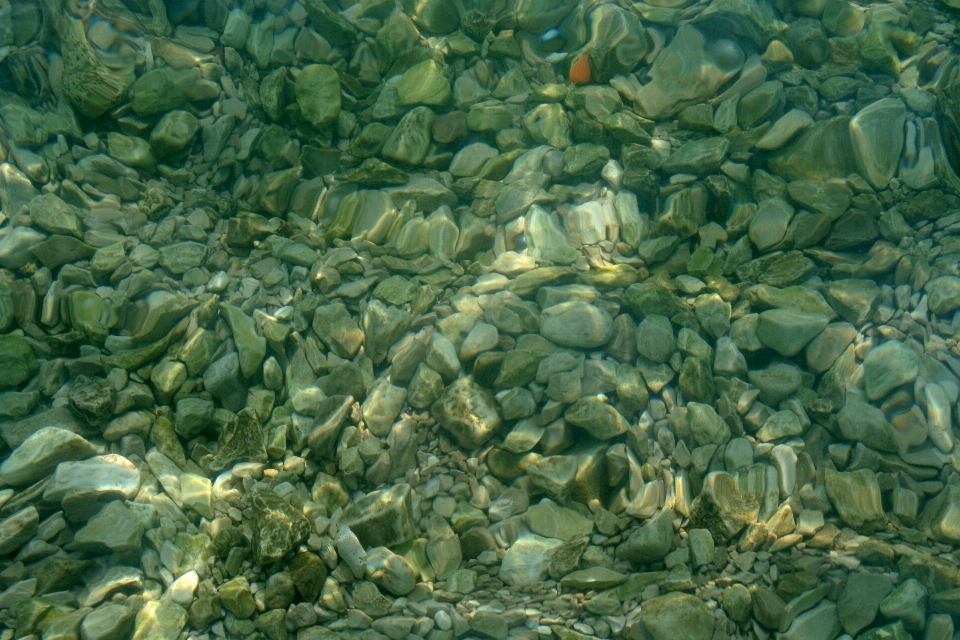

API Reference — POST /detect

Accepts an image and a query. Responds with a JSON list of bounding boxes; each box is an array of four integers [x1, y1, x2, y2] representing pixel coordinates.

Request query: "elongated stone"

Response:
[[850, 98, 906, 190], [0, 427, 96, 486], [220, 303, 266, 379]]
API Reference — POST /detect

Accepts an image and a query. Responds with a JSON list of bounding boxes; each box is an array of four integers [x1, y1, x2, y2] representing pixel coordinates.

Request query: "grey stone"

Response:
[[0, 427, 96, 486], [540, 301, 613, 349]]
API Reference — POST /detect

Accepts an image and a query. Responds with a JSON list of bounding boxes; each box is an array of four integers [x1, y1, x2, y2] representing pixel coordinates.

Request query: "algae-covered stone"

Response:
[[515, 0, 578, 31], [722, 584, 752, 622], [220, 576, 257, 618], [106, 132, 156, 172], [0, 505, 38, 555], [207, 408, 268, 473], [81, 603, 135, 640], [175, 397, 215, 439], [382, 106, 435, 166], [749, 198, 793, 251], [540, 301, 613, 349], [750, 585, 786, 630], [251, 486, 312, 565], [0, 335, 37, 389], [365, 546, 416, 596], [296, 64, 341, 129], [687, 402, 730, 446], [132, 600, 186, 640], [756, 410, 803, 442], [396, 60, 450, 107], [662, 137, 729, 176], [158, 242, 206, 275], [181, 473, 214, 519], [150, 110, 200, 158], [689, 469, 761, 542], [30, 193, 82, 237], [432, 378, 501, 449], [313, 303, 363, 358], [850, 97, 906, 190], [824, 468, 886, 534], [636, 24, 744, 119], [564, 398, 627, 440], [203, 352, 246, 413], [821, 278, 880, 327], [635, 314, 675, 363], [837, 400, 899, 453], [339, 483, 414, 549], [640, 591, 714, 640]]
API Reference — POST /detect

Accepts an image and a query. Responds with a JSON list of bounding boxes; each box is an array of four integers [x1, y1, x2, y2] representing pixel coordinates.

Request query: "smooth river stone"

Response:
[[635, 24, 744, 119], [862, 340, 918, 401], [540, 301, 613, 349], [849, 97, 906, 190], [0, 427, 96, 486], [749, 197, 794, 251], [756, 308, 829, 357], [926, 276, 960, 316], [924, 382, 954, 453], [755, 109, 814, 150], [768, 116, 857, 182], [396, 60, 451, 107]]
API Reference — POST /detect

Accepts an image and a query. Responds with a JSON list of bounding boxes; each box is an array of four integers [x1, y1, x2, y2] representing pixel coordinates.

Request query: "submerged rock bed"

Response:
[[4, 0, 960, 638]]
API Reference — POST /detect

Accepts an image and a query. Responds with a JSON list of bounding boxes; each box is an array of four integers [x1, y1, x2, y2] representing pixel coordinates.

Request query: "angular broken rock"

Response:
[[824, 468, 886, 534], [339, 483, 414, 549], [432, 378, 502, 449], [43, 454, 141, 522], [0, 506, 38, 555], [689, 467, 763, 542]]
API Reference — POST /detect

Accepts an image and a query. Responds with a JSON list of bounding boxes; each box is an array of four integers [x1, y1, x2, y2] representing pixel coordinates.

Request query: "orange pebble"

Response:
[[570, 56, 591, 85]]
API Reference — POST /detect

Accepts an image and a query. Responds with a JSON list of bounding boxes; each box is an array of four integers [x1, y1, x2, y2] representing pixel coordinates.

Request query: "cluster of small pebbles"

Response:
[[4, 0, 960, 639]]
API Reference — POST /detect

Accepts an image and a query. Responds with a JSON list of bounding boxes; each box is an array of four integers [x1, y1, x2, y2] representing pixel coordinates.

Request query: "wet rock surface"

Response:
[[2, 0, 960, 639]]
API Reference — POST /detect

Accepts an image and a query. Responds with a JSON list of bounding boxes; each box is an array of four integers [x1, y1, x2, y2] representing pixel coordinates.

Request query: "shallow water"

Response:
[[1, 0, 960, 639]]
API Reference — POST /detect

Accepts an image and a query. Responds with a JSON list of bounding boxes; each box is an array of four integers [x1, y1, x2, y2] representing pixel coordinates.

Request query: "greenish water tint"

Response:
[[3, 0, 960, 638]]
